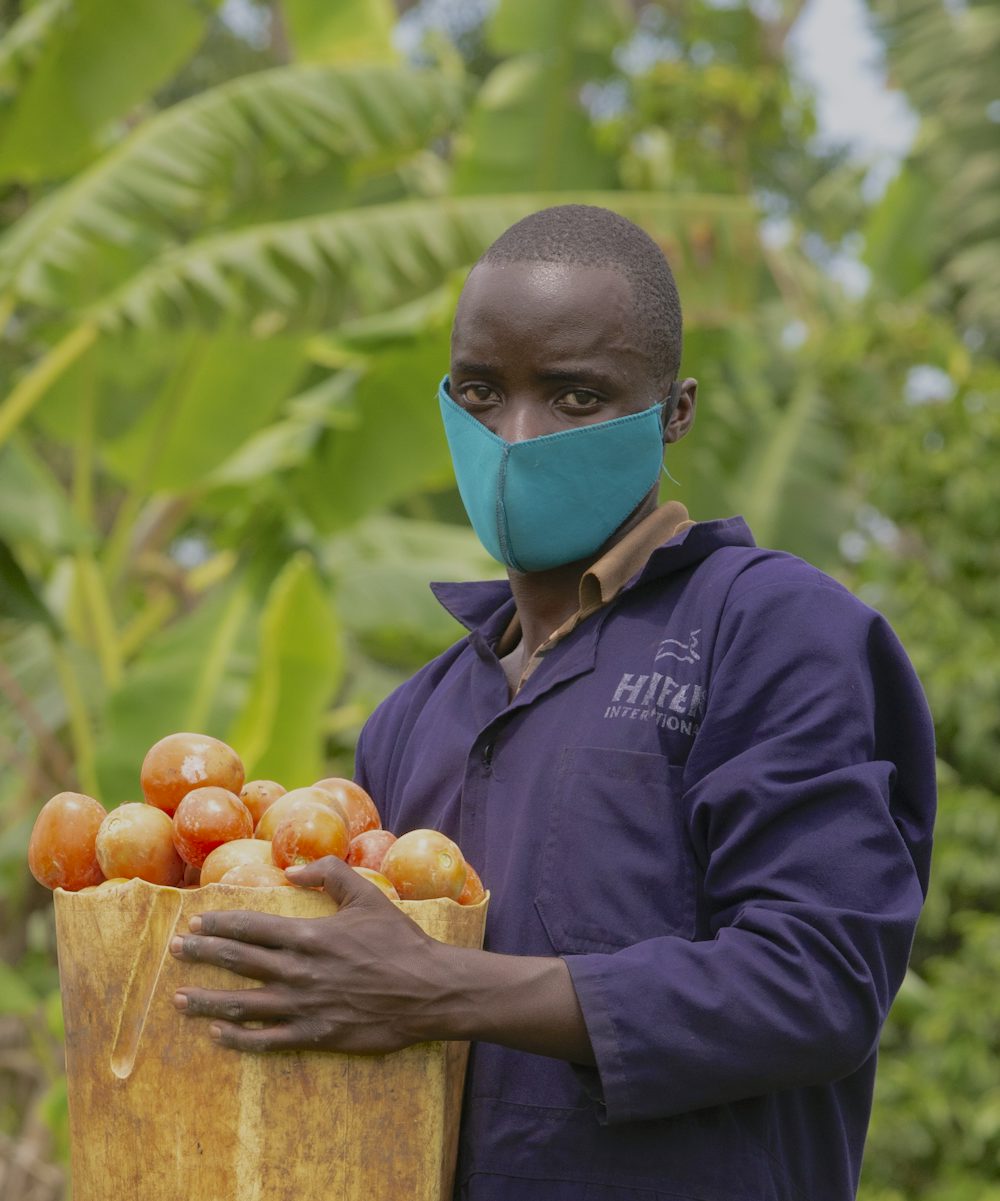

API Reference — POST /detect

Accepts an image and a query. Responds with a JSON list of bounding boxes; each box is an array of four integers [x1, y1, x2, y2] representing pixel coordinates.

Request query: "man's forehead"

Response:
[[451, 260, 636, 349], [449, 262, 651, 386]]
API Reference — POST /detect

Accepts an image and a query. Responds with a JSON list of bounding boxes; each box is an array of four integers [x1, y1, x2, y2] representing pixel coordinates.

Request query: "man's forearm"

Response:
[[418, 943, 597, 1065]]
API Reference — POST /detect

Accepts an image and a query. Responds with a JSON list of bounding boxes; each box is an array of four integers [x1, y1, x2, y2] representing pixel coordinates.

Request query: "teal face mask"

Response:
[[439, 376, 674, 573]]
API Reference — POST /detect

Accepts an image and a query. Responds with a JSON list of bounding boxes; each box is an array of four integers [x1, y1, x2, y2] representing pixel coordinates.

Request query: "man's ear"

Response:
[[664, 378, 697, 445]]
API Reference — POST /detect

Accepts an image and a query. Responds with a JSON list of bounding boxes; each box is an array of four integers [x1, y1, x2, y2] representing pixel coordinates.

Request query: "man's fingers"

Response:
[[209, 1019, 326, 1054], [174, 985, 292, 1023], [170, 932, 294, 982], [185, 908, 315, 949]]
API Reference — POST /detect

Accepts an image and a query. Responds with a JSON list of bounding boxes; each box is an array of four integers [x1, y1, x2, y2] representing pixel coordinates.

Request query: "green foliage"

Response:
[[229, 552, 344, 787], [0, 0, 221, 182]]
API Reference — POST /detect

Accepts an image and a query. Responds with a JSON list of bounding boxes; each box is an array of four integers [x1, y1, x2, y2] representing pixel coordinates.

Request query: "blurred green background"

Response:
[[0, 0, 997, 1196]]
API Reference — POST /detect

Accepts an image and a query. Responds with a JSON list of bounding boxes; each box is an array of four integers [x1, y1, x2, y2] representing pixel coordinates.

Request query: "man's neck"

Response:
[[506, 560, 588, 661], [505, 491, 661, 659]]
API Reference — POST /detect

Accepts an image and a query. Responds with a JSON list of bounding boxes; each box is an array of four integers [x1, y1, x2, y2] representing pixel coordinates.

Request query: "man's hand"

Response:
[[170, 855, 449, 1054], [171, 854, 596, 1065]]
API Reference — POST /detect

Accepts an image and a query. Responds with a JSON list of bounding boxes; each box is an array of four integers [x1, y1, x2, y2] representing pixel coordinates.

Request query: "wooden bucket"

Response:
[[54, 879, 487, 1201]]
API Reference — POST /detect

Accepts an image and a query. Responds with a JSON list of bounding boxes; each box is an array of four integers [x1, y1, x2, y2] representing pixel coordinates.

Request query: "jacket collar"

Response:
[[430, 516, 756, 635]]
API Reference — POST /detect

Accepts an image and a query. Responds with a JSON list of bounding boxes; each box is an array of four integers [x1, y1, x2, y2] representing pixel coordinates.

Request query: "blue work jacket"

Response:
[[355, 517, 936, 1201]]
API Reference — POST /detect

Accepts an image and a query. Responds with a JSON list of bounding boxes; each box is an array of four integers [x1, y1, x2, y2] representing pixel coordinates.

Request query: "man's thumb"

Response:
[[285, 855, 367, 905]]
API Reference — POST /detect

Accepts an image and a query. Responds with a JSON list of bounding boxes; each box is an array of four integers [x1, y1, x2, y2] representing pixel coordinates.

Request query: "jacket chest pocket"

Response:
[[535, 746, 696, 954]]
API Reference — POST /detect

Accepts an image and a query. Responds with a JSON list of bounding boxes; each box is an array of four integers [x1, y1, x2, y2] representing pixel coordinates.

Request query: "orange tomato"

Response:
[[171, 786, 254, 868], [312, 778, 381, 840], [271, 807, 349, 869], [95, 803, 185, 886], [140, 732, 244, 816], [28, 792, 107, 892], [219, 863, 293, 888], [456, 862, 486, 906], [380, 829, 467, 901], [239, 779, 286, 827], [351, 867, 400, 900], [346, 829, 397, 872], [254, 788, 346, 841], [200, 838, 274, 886]]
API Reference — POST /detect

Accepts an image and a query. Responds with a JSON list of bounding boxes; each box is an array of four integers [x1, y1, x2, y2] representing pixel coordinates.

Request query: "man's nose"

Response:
[[491, 398, 549, 444]]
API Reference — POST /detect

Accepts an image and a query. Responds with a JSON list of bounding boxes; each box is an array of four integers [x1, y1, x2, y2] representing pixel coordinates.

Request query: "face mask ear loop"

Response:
[[660, 381, 682, 486]]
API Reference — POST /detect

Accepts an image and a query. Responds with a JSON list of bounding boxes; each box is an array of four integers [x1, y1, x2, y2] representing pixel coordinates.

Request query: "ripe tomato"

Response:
[[220, 862, 293, 888], [200, 838, 274, 886], [28, 792, 107, 892], [140, 732, 245, 816], [352, 867, 400, 900], [380, 829, 467, 901], [254, 787, 346, 841], [239, 779, 286, 827], [271, 807, 349, 869], [171, 787, 254, 868], [312, 778, 381, 840], [95, 803, 185, 886], [346, 829, 397, 872], [457, 862, 486, 906]]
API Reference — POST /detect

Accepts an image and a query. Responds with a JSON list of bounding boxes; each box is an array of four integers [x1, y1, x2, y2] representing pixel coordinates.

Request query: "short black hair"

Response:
[[477, 205, 683, 381]]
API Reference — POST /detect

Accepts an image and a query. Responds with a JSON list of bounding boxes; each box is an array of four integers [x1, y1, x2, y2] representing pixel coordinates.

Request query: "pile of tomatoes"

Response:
[[27, 732, 485, 906]]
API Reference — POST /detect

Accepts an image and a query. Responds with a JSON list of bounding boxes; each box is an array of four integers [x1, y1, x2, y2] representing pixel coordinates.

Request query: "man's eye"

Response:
[[561, 390, 601, 408], [458, 384, 497, 405]]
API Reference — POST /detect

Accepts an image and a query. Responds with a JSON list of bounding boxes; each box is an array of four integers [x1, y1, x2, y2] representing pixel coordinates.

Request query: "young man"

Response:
[[173, 206, 936, 1200]]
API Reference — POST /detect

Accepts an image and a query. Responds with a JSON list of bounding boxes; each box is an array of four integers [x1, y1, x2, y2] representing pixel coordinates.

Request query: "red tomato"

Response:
[[171, 786, 254, 868], [271, 807, 349, 869], [312, 778, 381, 840], [140, 732, 244, 816], [239, 779, 286, 827], [95, 803, 185, 886], [457, 862, 486, 906], [200, 838, 273, 886], [380, 830, 467, 901], [28, 792, 107, 892], [220, 862, 292, 888], [346, 829, 397, 872], [352, 867, 400, 900]]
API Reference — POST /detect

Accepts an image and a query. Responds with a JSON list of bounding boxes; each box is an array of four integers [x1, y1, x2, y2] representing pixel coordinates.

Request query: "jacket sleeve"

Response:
[[564, 574, 936, 1124]]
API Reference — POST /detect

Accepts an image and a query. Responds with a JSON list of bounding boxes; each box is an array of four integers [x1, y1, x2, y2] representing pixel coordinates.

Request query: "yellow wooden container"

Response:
[[54, 879, 488, 1201]]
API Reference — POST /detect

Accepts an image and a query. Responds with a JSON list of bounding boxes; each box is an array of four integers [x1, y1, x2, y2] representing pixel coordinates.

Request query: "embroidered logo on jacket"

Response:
[[603, 671, 705, 736], [654, 629, 701, 664]]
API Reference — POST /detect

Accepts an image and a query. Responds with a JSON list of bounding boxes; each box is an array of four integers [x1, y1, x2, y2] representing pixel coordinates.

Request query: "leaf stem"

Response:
[[51, 641, 100, 800], [0, 323, 98, 450]]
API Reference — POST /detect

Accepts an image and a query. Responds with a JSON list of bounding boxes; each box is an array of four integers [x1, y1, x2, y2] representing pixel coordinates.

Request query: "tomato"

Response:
[[171, 787, 254, 868], [346, 829, 397, 872], [200, 838, 274, 886], [352, 867, 400, 900], [254, 788, 346, 841], [271, 807, 349, 869], [140, 732, 245, 816], [380, 829, 467, 901], [219, 863, 292, 888], [239, 779, 286, 827], [312, 778, 381, 840], [95, 803, 186, 886], [28, 792, 107, 892], [457, 862, 486, 906]]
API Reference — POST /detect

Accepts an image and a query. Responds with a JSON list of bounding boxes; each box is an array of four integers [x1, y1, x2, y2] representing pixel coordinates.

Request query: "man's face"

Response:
[[449, 261, 666, 445]]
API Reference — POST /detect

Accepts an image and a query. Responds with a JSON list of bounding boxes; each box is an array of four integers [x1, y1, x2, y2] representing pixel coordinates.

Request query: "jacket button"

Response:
[[482, 742, 494, 768]]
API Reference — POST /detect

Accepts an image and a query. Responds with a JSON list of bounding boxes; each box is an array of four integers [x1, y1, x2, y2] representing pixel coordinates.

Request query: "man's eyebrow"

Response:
[[536, 367, 618, 390], [451, 359, 501, 377]]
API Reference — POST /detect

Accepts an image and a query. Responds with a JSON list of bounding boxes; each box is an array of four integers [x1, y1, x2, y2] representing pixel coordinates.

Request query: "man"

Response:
[[173, 206, 936, 1200]]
